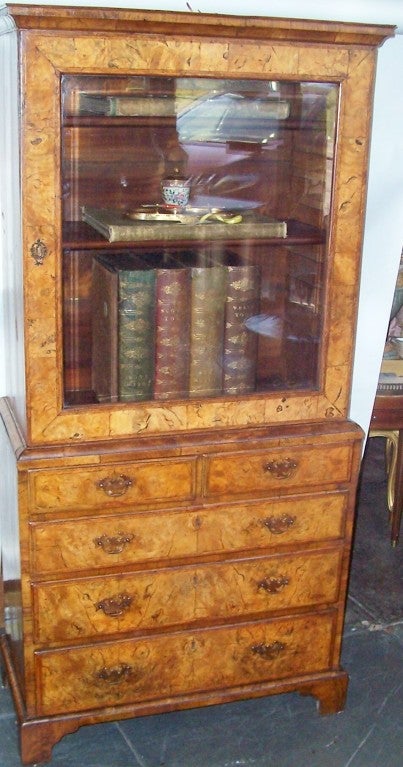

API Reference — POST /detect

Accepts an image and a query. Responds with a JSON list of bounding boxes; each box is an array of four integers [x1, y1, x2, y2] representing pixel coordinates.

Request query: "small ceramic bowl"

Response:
[[161, 178, 190, 208]]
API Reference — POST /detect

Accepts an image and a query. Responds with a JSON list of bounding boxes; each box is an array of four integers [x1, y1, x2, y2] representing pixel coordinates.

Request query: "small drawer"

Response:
[[36, 611, 335, 715], [205, 444, 352, 497], [28, 457, 197, 512], [32, 549, 342, 643], [30, 492, 347, 576]]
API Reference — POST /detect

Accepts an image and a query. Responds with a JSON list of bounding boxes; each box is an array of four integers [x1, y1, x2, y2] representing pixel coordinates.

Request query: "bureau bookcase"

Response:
[[0, 5, 394, 764]]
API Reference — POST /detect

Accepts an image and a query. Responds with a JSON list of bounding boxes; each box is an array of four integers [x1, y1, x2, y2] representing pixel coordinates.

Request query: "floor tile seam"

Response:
[[114, 721, 150, 767], [347, 594, 380, 621]]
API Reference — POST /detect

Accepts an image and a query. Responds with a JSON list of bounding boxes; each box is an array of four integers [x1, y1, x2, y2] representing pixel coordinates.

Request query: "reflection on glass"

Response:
[[61, 75, 338, 406]]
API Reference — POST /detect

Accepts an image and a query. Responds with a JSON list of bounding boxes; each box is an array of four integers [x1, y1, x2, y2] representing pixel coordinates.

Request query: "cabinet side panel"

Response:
[[0, 410, 23, 677], [0, 21, 26, 430]]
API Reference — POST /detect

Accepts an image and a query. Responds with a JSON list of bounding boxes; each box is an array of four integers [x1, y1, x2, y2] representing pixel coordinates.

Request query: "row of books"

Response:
[[91, 251, 261, 402]]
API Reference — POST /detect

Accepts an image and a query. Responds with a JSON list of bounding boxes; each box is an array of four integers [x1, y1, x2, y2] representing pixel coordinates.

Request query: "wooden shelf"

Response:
[[63, 219, 325, 250]]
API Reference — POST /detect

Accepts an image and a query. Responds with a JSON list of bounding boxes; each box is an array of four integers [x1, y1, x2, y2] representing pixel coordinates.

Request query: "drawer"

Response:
[[31, 492, 346, 576], [28, 457, 196, 512], [32, 549, 342, 642], [36, 611, 335, 715], [205, 444, 352, 497]]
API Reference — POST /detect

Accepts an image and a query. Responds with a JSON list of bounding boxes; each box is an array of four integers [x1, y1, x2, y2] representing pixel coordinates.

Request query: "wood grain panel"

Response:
[[32, 549, 342, 642], [30, 492, 347, 576], [205, 443, 351, 496], [29, 457, 196, 511], [36, 611, 335, 715]]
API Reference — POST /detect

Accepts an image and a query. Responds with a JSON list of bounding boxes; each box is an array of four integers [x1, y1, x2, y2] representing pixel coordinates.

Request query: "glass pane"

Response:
[[61, 75, 338, 406]]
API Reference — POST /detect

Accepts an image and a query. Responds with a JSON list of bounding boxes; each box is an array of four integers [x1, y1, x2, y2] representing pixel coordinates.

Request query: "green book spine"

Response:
[[118, 268, 156, 402], [189, 266, 226, 398]]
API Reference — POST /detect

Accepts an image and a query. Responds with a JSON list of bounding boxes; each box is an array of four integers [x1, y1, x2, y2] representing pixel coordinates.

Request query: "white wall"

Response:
[[1, 1, 402, 437]]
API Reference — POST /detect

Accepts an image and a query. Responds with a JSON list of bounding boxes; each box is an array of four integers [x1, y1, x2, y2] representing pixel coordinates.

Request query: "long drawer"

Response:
[[28, 457, 197, 512], [35, 611, 335, 716], [205, 444, 352, 497], [32, 549, 342, 642], [30, 492, 347, 576]]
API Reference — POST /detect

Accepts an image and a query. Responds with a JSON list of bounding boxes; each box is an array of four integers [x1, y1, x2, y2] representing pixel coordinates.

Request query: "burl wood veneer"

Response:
[[0, 5, 394, 765]]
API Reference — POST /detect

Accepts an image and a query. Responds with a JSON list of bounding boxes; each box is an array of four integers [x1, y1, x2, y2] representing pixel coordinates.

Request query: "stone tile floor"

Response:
[[0, 437, 402, 766]]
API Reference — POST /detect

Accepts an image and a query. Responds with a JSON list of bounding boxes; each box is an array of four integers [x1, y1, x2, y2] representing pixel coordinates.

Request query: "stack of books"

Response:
[[91, 251, 261, 402]]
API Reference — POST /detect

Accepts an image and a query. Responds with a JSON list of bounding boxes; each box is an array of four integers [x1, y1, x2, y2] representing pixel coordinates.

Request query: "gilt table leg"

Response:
[[391, 429, 403, 545]]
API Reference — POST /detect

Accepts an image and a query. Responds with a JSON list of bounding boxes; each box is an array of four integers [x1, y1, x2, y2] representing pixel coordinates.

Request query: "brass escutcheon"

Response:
[[30, 238, 48, 265], [96, 473, 133, 497], [251, 641, 286, 660], [257, 575, 289, 594], [262, 514, 296, 534], [263, 457, 298, 479], [95, 663, 133, 685], [95, 592, 133, 617]]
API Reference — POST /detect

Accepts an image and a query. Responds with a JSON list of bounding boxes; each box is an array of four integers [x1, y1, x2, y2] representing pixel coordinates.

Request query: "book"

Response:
[[154, 265, 191, 400], [78, 92, 175, 117], [189, 265, 226, 398], [377, 359, 403, 396], [91, 254, 157, 403], [91, 256, 119, 402], [222, 262, 261, 395], [82, 206, 287, 243]]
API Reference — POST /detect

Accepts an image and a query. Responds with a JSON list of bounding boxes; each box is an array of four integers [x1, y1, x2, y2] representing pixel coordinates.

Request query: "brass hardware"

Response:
[[95, 593, 133, 617], [95, 663, 133, 685], [30, 238, 48, 265], [262, 514, 296, 534], [94, 532, 134, 554], [263, 457, 298, 479], [370, 429, 398, 512], [251, 641, 286, 660], [96, 473, 133, 497], [257, 575, 289, 594]]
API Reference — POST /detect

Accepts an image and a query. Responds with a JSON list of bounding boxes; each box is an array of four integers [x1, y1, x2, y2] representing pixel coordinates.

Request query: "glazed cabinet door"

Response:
[[18, 14, 383, 445]]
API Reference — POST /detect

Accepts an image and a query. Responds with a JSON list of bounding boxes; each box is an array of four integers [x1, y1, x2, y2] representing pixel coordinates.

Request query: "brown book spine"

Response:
[[189, 266, 226, 397], [223, 264, 261, 395], [91, 258, 119, 402], [154, 267, 191, 400]]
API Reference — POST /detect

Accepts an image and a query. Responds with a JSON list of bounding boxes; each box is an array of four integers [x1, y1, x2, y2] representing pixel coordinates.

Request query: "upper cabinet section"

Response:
[[5, 4, 394, 445]]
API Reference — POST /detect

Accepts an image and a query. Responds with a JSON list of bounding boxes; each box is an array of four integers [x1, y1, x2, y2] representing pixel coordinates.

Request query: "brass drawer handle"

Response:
[[94, 532, 135, 554], [263, 458, 298, 479], [257, 575, 289, 594], [95, 663, 134, 685], [95, 592, 133, 617], [251, 641, 286, 660], [96, 473, 134, 497], [262, 514, 296, 534]]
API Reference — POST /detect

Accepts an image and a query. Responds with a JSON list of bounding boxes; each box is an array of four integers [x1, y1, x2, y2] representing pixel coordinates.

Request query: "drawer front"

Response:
[[29, 457, 196, 512], [36, 612, 335, 715], [31, 493, 347, 576], [32, 549, 341, 642], [206, 444, 352, 497]]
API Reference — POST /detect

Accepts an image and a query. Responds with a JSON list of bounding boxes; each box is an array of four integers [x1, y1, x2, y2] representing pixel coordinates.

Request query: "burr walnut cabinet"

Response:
[[0, 5, 394, 764]]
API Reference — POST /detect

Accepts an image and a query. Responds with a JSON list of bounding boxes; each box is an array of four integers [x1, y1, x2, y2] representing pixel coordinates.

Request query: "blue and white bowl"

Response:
[[161, 178, 190, 208]]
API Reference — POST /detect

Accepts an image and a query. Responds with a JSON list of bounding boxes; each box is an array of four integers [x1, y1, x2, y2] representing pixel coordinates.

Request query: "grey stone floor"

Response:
[[1, 437, 402, 766]]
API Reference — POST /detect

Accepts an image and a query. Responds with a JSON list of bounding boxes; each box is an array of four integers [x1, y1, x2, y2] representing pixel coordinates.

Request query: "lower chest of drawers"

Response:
[[21, 424, 361, 720]]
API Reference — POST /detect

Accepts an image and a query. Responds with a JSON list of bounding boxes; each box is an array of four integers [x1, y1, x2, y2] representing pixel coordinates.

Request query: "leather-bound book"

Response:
[[189, 265, 226, 398], [91, 254, 157, 402], [91, 256, 119, 402], [154, 265, 191, 400], [222, 263, 261, 395]]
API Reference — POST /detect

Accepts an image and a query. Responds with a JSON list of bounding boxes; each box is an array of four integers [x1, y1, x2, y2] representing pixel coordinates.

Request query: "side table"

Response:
[[370, 394, 403, 546]]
